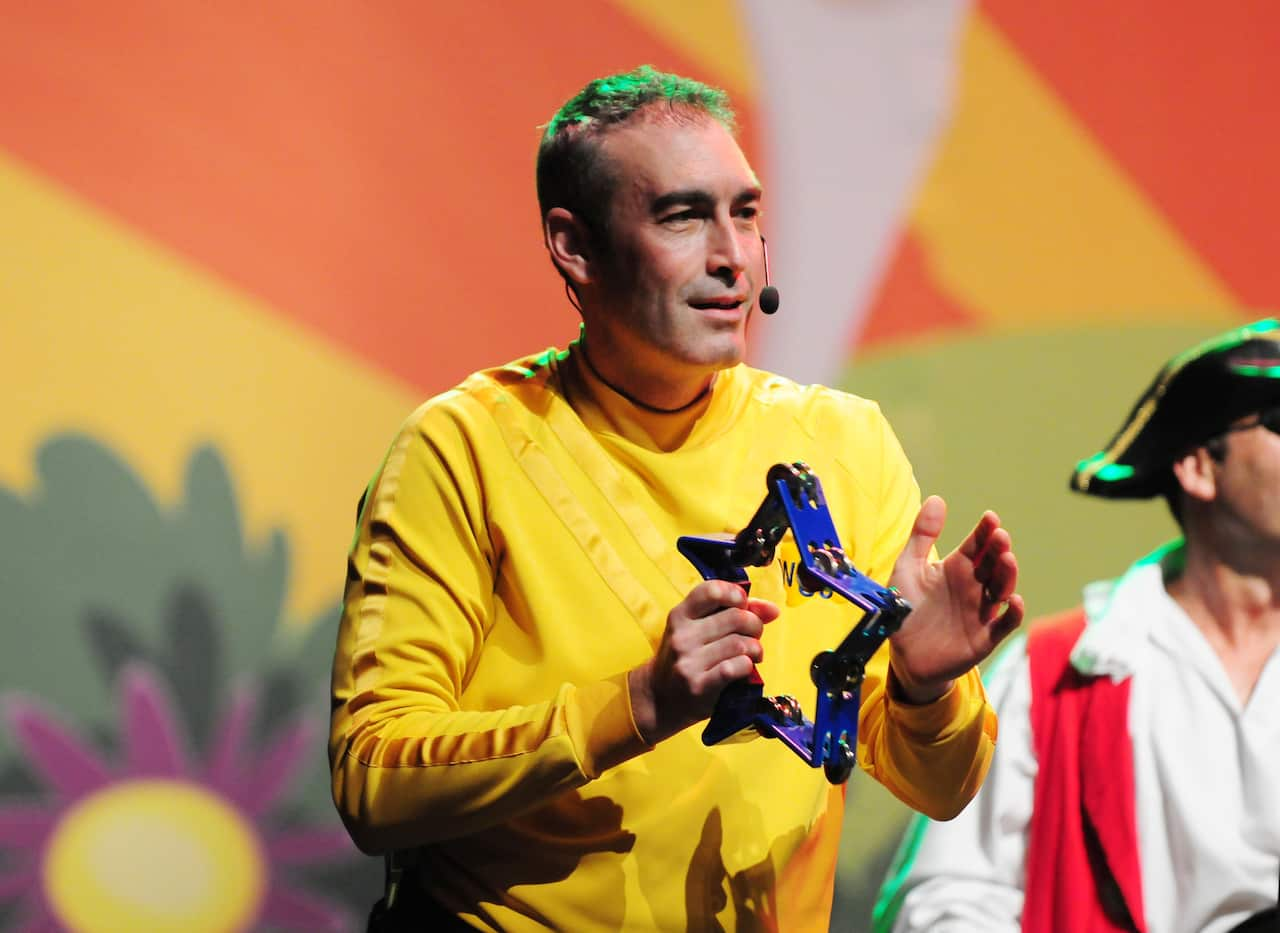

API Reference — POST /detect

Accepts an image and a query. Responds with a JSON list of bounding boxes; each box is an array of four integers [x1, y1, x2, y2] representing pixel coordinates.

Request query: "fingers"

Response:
[[986, 593, 1025, 646], [644, 579, 782, 744], [963, 512, 1019, 623], [709, 653, 760, 686], [680, 580, 749, 619], [745, 596, 782, 624], [700, 631, 765, 672], [661, 581, 777, 695], [960, 509, 1003, 562], [901, 495, 948, 563], [677, 581, 778, 632], [972, 526, 1010, 577], [977, 543, 1018, 621], [670, 608, 765, 661]]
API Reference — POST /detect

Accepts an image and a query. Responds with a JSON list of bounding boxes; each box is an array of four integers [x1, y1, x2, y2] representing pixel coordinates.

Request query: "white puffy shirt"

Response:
[[891, 553, 1280, 933]]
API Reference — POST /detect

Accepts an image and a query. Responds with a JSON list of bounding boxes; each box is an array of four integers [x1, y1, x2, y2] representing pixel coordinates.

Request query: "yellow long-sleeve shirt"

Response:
[[330, 339, 996, 931]]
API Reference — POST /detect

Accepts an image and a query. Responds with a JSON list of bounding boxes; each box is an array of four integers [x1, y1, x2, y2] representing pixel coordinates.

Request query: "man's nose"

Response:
[[707, 217, 748, 281]]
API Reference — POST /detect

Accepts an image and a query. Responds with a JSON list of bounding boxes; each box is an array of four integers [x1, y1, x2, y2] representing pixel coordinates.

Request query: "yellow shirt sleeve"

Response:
[[328, 404, 650, 854]]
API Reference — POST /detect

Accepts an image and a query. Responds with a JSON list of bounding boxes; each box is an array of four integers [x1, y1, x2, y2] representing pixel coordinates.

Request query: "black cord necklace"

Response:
[[579, 343, 711, 415]]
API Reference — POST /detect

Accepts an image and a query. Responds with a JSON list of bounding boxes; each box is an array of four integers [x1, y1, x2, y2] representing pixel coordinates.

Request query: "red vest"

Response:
[[1023, 609, 1145, 933]]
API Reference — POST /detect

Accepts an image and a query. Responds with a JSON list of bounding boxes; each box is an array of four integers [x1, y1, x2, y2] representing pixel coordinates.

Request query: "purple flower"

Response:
[[0, 664, 356, 932]]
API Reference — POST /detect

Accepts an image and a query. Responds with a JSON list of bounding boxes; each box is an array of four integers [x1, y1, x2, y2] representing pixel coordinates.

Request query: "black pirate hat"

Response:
[[1072, 318, 1280, 499]]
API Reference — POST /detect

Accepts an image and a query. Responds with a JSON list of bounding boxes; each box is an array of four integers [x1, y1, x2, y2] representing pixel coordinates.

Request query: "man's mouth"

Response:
[[689, 296, 746, 311]]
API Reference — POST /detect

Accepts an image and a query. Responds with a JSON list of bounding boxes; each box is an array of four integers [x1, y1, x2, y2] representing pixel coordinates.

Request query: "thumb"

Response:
[[746, 597, 782, 623], [902, 495, 947, 563]]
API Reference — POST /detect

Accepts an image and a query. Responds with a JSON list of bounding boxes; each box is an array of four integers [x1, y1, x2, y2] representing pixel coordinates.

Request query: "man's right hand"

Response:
[[628, 580, 781, 745]]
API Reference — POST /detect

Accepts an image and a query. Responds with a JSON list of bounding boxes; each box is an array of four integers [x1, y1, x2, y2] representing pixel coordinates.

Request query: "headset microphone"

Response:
[[759, 235, 780, 314]]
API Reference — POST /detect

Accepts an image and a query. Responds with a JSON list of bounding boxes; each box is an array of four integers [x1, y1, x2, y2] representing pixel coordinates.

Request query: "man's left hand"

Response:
[[886, 495, 1024, 704]]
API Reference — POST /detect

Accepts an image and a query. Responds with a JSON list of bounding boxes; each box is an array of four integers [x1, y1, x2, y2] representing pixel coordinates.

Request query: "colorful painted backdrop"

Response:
[[2, 2, 1276, 929]]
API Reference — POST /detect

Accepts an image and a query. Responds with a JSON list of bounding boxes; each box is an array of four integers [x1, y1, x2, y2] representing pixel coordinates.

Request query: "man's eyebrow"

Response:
[[651, 189, 715, 214], [650, 185, 764, 214]]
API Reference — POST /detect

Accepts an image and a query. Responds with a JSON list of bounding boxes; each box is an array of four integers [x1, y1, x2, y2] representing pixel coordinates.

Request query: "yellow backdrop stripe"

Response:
[[908, 12, 1239, 326], [0, 151, 418, 625]]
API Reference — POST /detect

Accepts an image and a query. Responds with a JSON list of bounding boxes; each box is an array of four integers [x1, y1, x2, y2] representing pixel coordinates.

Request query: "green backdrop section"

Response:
[[843, 324, 1211, 613], [0, 436, 295, 743]]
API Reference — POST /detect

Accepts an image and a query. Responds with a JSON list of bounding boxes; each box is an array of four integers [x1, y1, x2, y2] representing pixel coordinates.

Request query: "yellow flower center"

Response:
[[43, 778, 266, 933]]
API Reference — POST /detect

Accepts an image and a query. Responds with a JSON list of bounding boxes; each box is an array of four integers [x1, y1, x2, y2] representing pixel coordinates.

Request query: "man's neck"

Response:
[[580, 345, 713, 414], [579, 334, 717, 413], [1166, 540, 1280, 703]]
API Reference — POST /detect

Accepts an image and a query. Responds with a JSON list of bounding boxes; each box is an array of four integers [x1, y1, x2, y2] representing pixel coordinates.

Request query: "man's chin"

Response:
[[699, 333, 748, 367], [696, 347, 745, 373], [661, 329, 747, 374]]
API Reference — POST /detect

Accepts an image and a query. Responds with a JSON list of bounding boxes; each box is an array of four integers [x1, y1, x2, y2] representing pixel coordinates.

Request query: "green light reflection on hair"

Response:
[[542, 65, 735, 142]]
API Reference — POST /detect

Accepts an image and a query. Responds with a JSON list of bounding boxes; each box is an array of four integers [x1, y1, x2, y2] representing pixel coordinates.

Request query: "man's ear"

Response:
[[1172, 446, 1219, 504], [544, 208, 596, 288]]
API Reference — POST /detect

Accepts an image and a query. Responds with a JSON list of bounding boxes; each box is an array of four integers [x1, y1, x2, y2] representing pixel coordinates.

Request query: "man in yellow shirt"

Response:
[[330, 65, 1024, 931]]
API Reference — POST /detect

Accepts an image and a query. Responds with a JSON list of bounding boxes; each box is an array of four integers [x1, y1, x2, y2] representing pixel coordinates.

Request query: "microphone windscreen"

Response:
[[759, 286, 780, 315]]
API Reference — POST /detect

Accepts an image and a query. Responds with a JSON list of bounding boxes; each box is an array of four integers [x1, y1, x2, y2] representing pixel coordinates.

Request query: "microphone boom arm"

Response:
[[676, 462, 912, 783]]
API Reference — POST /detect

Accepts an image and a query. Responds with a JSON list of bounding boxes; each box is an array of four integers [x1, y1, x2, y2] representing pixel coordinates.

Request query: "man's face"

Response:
[[1210, 411, 1280, 545], [582, 113, 765, 382]]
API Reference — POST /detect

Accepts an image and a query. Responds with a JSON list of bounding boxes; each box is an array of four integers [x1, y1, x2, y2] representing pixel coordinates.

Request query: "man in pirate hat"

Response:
[[874, 318, 1280, 933]]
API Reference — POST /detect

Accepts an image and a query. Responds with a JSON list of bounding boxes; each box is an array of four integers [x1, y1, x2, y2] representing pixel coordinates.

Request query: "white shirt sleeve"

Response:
[[887, 638, 1036, 933]]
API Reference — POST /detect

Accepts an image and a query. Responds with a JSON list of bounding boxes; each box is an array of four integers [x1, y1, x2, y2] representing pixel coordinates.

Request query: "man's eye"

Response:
[[662, 211, 696, 224]]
